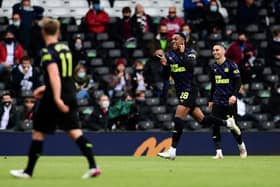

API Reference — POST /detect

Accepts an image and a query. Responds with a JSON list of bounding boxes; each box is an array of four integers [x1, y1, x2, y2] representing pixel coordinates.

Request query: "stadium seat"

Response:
[[101, 41, 116, 49], [265, 74, 279, 84], [90, 58, 104, 67], [200, 105, 211, 115], [194, 66, 204, 75], [151, 105, 167, 114], [167, 97, 179, 106], [245, 24, 259, 33], [259, 121, 275, 131], [187, 121, 202, 131], [145, 97, 160, 106], [142, 32, 155, 41], [108, 49, 122, 58], [138, 121, 154, 130], [0, 16, 9, 25], [145, 89, 153, 98], [96, 33, 109, 41], [246, 105, 262, 113], [132, 49, 144, 58], [238, 121, 253, 131], [156, 113, 173, 123], [114, 0, 132, 8], [86, 49, 97, 59], [196, 74, 210, 83], [250, 82, 264, 91], [93, 90, 104, 99], [77, 98, 90, 106], [161, 121, 174, 130], [195, 97, 208, 105], [262, 67, 272, 75], [83, 40, 93, 49], [94, 66, 110, 75]]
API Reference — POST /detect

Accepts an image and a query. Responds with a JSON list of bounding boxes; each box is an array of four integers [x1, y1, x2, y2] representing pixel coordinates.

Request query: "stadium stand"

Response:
[[0, 0, 279, 132]]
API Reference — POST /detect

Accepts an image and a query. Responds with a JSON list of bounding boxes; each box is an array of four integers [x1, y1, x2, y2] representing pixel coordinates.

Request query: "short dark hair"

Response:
[[21, 55, 31, 63], [1, 90, 12, 99], [122, 6, 131, 13], [174, 32, 186, 41], [213, 42, 227, 49]]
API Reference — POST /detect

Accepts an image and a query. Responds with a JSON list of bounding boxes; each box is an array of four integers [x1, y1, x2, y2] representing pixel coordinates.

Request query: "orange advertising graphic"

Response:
[[134, 137, 172, 156]]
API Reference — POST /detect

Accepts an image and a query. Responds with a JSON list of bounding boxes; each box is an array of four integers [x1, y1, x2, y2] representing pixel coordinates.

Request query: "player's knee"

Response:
[[32, 131, 45, 140], [67, 129, 83, 140]]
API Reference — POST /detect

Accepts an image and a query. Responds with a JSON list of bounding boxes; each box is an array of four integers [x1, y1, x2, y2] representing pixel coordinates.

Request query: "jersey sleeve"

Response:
[[231, 62, 241, 78], [184, 49, 197, 68], [40, 48, 57, 68]]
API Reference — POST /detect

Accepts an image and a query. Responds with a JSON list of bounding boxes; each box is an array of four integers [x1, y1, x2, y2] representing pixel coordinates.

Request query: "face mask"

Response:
[[75, 44, 82, 50], [3, 101, 11, 107], [13, 21, 21, 27], [23, 6, 32, 11], [274, 38, 280, 42], [238, 39, 245, 45], [160, 32, 167, 37], [168, 15, 176, 20], [277, 88, 280, 94], [182, 31, 189, 36], [123, 15, 130, 20], [38, 20, 43, 27], [4, 38, 14, 44], [93, 3, 100, 11], [101, 100, 110, 109], [78, 72, 86, 79], [210, 6, 218, 12], [137, 98, 145, 103]]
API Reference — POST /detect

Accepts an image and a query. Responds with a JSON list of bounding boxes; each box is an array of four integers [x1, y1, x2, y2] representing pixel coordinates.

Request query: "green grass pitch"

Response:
[[1, 156, 280, 187]]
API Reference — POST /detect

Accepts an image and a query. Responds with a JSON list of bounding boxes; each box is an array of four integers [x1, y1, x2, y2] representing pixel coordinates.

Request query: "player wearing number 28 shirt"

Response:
[[157, 33, 241, 160]]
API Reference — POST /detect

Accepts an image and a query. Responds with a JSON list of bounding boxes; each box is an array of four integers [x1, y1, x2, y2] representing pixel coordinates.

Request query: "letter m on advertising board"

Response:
[[134, 137, 172, 156]]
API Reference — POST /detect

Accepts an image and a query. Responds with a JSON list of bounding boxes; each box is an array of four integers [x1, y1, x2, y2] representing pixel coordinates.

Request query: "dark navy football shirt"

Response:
[[163, 49, 197, 95], [210, 59, 241, 105]]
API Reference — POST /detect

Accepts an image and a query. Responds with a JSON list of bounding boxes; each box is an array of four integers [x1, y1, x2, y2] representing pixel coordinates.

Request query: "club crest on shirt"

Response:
[[224, 68, 229, 72], [169, 57, 173, 60]]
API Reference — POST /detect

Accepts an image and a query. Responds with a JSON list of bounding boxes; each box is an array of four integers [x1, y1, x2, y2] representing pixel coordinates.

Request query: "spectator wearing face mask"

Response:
[[71, 35, 88, 68], [146, 24, 169, 57], [12, 0, 44, 50], [160, 6, 185, 39], [7, 13, 22, 43], [112, 6, 134, 44], [73, 64, 97, 101], [0, 91, 20, 130], [0, 29, 25, 87], [204, 0, 226, 35], [181, 23, 199, 52], [84, 0, 109, 34], [84, 94, 112, 131], [0, 29, 24, 67], [225, 32, 256, 65]]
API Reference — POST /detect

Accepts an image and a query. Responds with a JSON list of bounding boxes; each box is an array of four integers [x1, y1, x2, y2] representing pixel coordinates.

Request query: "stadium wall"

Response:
[[0, 131, 279, 156]]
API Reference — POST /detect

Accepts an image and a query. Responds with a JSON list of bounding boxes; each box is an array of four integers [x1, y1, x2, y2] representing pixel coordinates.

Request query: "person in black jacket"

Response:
[[0, 91, 20, 130], [84, 94, 112, 131]]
